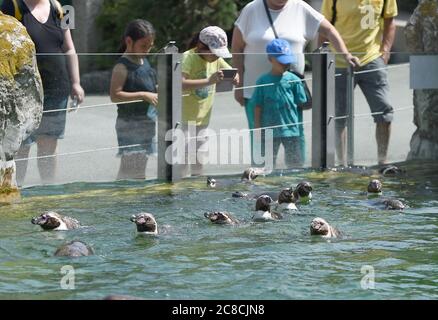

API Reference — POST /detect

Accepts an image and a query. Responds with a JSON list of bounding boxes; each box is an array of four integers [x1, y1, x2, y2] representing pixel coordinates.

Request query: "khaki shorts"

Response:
[[335, 56, 394, 128]]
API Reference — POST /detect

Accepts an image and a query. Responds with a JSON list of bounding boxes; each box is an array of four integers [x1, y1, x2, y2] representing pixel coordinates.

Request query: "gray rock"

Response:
[[405, 0, 438, 160], [0, 13, 43, 193]]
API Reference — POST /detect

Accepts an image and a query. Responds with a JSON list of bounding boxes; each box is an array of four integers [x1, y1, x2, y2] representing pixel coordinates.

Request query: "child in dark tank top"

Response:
[[110, 19, 158, 180]]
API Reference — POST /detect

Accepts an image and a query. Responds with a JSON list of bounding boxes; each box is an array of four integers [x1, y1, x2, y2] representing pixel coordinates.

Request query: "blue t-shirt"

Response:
[[252, 71, 307, 138]]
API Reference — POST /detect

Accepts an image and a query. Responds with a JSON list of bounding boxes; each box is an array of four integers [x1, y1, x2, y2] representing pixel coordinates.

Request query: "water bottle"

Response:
[[147, 105, 158, 121], [69, 96, 79, 113]]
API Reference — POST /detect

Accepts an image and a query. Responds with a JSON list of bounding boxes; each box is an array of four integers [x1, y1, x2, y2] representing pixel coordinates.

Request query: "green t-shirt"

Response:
[[252, 71, 307, 138], [182, 48, 230, 126]]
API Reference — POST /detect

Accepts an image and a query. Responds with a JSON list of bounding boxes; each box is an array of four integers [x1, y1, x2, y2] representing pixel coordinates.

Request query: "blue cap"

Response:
[[266, 39, 296, 65]]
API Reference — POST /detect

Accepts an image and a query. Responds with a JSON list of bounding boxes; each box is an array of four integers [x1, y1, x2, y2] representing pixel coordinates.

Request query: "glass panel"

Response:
[[16, 53, 159, 187], [9, 51, 427, 187], [333, 52, 415, 167], [181, 52, 314, 179]]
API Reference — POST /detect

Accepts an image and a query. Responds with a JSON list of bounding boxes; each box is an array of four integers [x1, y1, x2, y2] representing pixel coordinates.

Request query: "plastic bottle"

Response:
[[147, 105, 158, 121], [69, 96, 79, 113]]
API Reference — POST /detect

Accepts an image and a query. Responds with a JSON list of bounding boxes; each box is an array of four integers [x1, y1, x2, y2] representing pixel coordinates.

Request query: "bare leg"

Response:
[[16, 145, 31, 187], [117, 153, 147, 180], [36, 136, 58, 184], [335, 126, 347, 167], [376, 122, 391, 165]]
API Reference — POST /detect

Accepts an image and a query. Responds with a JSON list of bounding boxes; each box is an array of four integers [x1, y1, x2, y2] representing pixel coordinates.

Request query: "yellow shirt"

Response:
[[321, 0, 398, 68], [182, 48, 231, 126]]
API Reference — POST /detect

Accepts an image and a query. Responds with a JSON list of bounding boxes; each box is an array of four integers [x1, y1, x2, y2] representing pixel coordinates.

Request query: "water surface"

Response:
[[0, 161, 437, 299]]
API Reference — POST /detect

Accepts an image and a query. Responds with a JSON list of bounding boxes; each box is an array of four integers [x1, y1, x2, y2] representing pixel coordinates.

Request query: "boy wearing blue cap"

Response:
[[252, 38, 308, 168]]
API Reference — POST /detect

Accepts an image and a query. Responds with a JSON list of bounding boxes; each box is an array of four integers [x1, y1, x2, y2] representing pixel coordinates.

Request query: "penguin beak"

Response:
[[31, 216, 45, 225]]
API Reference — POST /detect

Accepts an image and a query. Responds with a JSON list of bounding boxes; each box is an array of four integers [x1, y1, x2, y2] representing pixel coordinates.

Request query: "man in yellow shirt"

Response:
[[320, 0, 398, 165]]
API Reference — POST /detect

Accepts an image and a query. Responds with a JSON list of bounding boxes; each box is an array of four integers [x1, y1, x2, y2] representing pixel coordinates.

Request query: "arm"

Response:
[[62, 28, 85, 103], [293, 82, 308, 106], [318, 19, 360, 67], [110, 64, 158, 106], [231, 26, 246, 106], [182, 72, 224, 91], [380, 17, 396, 64]]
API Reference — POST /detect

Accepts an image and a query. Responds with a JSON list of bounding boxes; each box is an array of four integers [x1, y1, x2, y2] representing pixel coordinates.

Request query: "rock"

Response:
[[405, 1, 438, 160], [0, 12, 43, 202], [0, 160, 19, 204]]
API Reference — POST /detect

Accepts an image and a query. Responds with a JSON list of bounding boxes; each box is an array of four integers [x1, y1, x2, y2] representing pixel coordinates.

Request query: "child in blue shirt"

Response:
[[252, 38, 308, 168]]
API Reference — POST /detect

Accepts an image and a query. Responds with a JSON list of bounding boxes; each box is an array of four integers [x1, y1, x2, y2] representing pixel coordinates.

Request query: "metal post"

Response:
[[346, 66, 355, 166], [312, 49, 336, 169], [157, 43, 182, 182]]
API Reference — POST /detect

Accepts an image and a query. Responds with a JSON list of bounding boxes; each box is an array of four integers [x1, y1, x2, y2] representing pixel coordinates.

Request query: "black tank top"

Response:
[[1, 0, 70, 95], [116, 56, 157, 119]]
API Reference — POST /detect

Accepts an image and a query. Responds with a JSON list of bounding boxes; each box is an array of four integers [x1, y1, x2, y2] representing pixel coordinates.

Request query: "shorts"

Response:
[[335, 56, 394, 128], [22, 93, 69, 146], [116, 116, 156, 156]]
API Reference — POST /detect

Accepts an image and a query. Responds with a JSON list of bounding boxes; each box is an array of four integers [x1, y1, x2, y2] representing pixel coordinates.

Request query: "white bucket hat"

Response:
[[199, 26, 232, 58]]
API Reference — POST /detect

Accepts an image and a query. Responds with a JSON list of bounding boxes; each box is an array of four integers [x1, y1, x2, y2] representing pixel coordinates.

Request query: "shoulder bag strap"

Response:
[[49, 0, 64, 20], [331, 0, 337, 25], [263, 0, 279, 39], [11, 0, 24, 21]]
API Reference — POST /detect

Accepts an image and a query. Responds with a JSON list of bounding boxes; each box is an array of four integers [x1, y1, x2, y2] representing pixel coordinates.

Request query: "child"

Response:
[[252, 38, 308, 169], [110, 19, 158, 180], [181, 26, 238, 176]]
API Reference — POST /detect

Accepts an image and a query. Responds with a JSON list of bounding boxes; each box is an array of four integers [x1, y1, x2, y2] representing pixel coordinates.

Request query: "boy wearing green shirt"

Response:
[[253, 39, 308, 168]]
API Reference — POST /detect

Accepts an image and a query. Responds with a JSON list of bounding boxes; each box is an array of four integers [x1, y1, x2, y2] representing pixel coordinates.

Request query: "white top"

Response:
[[235, 0, 324, 98]]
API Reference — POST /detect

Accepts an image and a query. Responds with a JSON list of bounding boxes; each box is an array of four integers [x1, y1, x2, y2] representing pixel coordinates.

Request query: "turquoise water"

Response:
[[0, 161, 437, 300]]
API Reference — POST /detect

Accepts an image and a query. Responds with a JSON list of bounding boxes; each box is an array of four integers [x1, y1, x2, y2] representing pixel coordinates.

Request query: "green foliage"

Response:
[[97, 0, 241, 54], [235, 0, 252, 11]]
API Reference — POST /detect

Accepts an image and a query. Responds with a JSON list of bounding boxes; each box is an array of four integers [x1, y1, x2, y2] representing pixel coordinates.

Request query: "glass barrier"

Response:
[[15, 53, 160, 188], [5, 51, 425, 187], [186, 52, 314, 178], [333, 52, 414, 167]]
